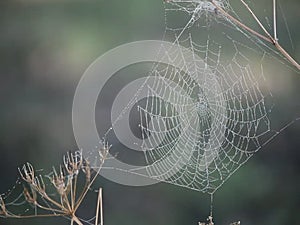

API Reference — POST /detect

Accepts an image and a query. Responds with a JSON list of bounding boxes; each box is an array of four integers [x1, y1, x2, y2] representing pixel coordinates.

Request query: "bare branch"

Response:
[[273, 0, 278, 41], [95, 188, 103, 225], [209, 0, 300, 71]]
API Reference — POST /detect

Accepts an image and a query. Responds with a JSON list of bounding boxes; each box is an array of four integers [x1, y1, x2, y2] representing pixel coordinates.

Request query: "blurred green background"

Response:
[[0, 0, 299, 225]]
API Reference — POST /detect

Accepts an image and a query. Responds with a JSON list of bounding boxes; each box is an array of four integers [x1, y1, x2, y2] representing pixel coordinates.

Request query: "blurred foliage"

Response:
[[0, 0, 299, 225]]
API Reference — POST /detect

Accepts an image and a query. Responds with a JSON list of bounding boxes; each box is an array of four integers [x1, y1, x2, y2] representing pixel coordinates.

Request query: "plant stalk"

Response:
[[210, 0, 300, 71]]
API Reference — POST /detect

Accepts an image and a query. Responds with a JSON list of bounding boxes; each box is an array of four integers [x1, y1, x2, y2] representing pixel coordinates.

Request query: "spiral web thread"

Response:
[[136, 39, 271, 193]]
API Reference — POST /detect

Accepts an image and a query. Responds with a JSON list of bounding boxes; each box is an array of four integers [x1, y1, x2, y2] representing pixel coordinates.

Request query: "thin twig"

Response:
[[273, 0, 278, 41], [238, 0, 300, 70], [239, 0, 273, 40], [210, 0, 272, 43], [75, 148, 108, 212], [72, 215, 84, 225], [95, 188, 103, 225], [210, 0, 300, 71], [274, 42, 300, 70], [100, 189, 103, 225]]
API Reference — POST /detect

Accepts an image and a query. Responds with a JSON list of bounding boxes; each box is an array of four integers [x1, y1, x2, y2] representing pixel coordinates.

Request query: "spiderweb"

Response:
[[124, 0, 298, 194], [135, 39, 270, 193], [100, 0, 282, 194]]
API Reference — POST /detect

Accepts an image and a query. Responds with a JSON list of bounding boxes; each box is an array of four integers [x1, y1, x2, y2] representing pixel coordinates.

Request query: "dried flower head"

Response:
[[18, 163, 35, 184], [51, 166, 68, 196], [199, 216, 214, 225], [63, 151, 83, 176]]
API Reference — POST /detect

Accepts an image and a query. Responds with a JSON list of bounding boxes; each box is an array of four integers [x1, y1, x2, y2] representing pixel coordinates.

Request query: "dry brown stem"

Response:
[[209, 0, 300, 71]]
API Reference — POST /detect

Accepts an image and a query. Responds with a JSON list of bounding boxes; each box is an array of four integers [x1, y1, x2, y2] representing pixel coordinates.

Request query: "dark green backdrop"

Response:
[[0, 0, 299, 225]]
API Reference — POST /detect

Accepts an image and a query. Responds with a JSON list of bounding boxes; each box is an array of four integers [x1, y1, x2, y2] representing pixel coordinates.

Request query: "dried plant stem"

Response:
[[95, 188, 103, 225], [72, 215, 84, 225], [100, 190, 103, 225], [239, 0, 273, 39], [273, 0, 278, 41], [74, 156, 106, 212], [274, 42, 300, 70], [210, 0, 300, 71]]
